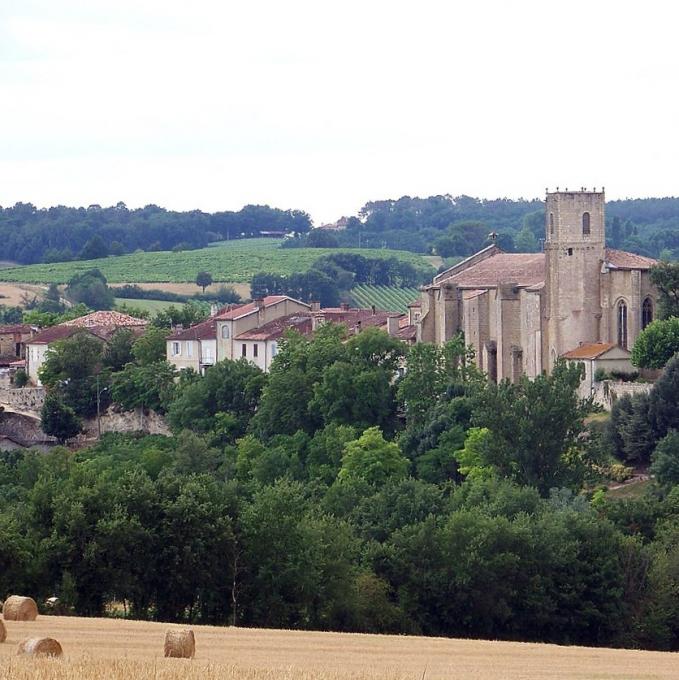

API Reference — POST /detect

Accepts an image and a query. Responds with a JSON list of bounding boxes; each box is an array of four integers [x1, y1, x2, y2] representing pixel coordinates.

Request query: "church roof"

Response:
[[438, 253, 545, 289], [562, 342, 622, 360], [604, 249, 657, 270]]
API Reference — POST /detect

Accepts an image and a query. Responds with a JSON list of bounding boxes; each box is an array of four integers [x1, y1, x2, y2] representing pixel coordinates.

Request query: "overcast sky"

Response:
[[1, 0, 677, 223]]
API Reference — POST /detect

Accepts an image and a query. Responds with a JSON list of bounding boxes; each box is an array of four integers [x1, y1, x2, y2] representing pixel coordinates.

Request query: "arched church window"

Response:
[[642, 298, 653, 329], [549, 212, 554, 235], [582, 212, 591, 235], [617, 300, 628, 349]]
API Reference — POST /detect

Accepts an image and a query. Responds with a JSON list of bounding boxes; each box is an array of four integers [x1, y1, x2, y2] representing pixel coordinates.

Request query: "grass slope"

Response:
[[113, 298, 182, 313], [350, 285, 420, 313], [0, 615, 676, 680], [0, 239, 433, 285]]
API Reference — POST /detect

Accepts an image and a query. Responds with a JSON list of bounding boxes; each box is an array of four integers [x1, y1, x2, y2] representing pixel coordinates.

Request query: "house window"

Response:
[[241, 343, 247, 357], [549, 212, 554, 235], [172, 341, 181, 356], [567, 248, 573, 256], [617, 300, 628, 349], [186, 341, 193, 357], [253, 343, 258, 358], [271, 342, 278, 357], [221, 325, 230, 339], [642, 298, 653, 329], [582, 212, 591, 235]]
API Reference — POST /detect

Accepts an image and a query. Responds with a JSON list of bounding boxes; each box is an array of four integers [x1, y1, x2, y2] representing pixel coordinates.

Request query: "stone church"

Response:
[[417, 189, 658, 382]]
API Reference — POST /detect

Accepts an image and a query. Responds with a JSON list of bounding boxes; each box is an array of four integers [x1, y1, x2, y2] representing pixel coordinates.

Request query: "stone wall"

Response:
[[592, 380, 653, 411], [78, 405, 170, 441], [0, 386, 46, 414]]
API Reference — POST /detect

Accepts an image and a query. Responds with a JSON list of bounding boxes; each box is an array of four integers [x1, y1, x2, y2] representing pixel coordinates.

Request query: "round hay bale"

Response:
[[17, 637, 63, 657], [164, 629, 195, 659], [2, 596, 38, 621], [0, 619, 6, 643]]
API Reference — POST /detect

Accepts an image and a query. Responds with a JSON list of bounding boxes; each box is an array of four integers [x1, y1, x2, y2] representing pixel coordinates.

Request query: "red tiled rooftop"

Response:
[[214, 295, 306, 320], [167, 318, 217, 341], [562, 342, 619, 360], [438, 253, 545, 289], [62, 311, 147, 328], [605, 248, 657, 270], [0, 324, 38, 334], [235, 314, 313, 341]]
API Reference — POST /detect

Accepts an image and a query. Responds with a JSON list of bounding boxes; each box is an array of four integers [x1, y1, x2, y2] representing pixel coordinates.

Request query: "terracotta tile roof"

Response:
[[604, 248, 657, 270], [0, 324, 38, 335], [396, 324, 417, 341], [318, 308, 392, 331], [214, 295, 308, 320], [235, 314, 313, 341], [436, 253, 545, 289], [28, 325, 89, 345], [167, 318, 217, 341], [562, 342, 620, 360], [62, 311, 148, 327]]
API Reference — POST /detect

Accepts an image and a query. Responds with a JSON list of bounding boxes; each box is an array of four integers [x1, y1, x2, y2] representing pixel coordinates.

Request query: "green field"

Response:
[[350, 285, 420, 313], [0, 239, 433, 285], [113, 298, 181, 313]]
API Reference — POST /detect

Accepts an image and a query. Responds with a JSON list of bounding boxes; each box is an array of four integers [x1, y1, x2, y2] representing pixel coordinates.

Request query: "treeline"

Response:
[[5, 193, 679, 267], [251, 253, 431, 307], [0, 203, 311, 264], [6, 321, 679, 648], [333, 195, 679, 259]]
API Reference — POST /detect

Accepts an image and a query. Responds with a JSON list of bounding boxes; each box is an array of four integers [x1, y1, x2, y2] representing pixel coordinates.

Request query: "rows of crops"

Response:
[[349, 285, 420, 313], [0, 239, 433, 285]]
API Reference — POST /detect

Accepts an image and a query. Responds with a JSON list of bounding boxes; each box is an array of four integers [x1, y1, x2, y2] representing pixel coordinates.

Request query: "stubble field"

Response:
[[0, 615, 676, 680]]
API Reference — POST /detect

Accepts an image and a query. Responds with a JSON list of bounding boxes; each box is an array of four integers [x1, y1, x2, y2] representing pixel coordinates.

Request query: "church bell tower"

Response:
[[544, 189, 605, 370]]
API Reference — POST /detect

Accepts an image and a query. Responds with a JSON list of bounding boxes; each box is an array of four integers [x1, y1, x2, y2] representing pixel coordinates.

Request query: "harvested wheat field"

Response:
[[0, 615, 676, 680]]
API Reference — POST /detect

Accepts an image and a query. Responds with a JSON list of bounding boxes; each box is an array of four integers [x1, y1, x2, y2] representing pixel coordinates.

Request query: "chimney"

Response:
[[311, 301, 320, 312], [340, 302, 350, 312], [387, 315, 400, 336], [254, 298, 265, 309], [210, 303, 219, 317]]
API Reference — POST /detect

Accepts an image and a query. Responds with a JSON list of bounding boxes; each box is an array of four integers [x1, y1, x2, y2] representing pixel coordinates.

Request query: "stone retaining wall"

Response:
[[592, 380, 653, 411], [0, 386, 46, 413]]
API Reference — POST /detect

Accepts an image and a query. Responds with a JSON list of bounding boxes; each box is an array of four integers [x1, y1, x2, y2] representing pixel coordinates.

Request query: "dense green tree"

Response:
[[110, 361, 177, 413], [471, 360, 591, 494], [650, 431, 679, 488], [306, 229, 339, 248], [40, 391, 82, 444], [649, 354, 679, 440], [195, 271, 213, 293], [65, 268, 115, 310], [167, 358, 266, 437], [251, 325, 346, 439], [39, 331, 107, 417], [103, 328, 135, 372], [338, 427, 409, 486], [650, 262, 679, 319], [632, 318, 679, 369], [79, 234, 109, 260], [132, 326, 168, 365]]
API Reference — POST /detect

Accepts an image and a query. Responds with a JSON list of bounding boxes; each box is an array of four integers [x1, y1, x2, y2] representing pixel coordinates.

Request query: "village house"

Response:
[[562, 342, 635, 398], [166, 299, 413, 374], [0, 324, 39, 367], [26, 311, 148, 385], [417, 189, 658, 382]]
